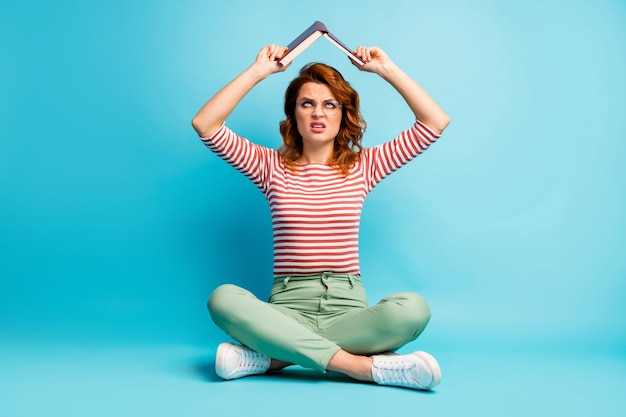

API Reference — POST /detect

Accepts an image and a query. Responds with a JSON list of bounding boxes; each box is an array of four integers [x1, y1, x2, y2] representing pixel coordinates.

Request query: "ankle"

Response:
[[358, 356, 375, 382], [269, 358, 292, 371], [327, 350, 374, 382]]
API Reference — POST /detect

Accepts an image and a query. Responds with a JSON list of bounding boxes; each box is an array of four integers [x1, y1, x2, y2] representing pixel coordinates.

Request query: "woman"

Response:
[[192, 44, 450, 390]]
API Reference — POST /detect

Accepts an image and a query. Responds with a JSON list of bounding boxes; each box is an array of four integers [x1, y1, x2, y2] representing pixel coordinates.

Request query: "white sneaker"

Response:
[[371, 351, 442, 390], [215, 342, 271, 380]]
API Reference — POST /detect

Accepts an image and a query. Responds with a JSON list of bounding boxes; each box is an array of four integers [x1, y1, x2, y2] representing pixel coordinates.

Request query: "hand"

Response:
[[253, 44, 291, 75], [351, 46, 394, 74]]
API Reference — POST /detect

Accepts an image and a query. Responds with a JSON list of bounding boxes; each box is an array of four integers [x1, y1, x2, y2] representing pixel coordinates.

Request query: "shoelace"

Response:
[[237, 348, 268, 371], [375, 357, 418, 385]]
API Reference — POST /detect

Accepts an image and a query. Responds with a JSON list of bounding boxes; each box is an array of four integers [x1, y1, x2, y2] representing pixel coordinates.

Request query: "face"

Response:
[[295, 82, 342, 152]]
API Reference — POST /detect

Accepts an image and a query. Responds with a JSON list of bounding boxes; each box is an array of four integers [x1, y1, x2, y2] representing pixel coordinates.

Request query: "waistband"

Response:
[[273, 272, 361, 288]]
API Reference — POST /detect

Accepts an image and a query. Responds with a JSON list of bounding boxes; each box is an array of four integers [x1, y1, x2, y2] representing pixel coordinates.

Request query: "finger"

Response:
[[269, 45, 287, 62], [276, 46, 288, 60], [369, 46, 383, 60], [363, 46, 373, 62], [267, 44, 277, 61], [355, 46, 369, 63]]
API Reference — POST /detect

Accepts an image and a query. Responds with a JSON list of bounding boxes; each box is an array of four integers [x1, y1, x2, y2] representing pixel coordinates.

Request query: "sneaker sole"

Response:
[[412, 351, 442, 389]]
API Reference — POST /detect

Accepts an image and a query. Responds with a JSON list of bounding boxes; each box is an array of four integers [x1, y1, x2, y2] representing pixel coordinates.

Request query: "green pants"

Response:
[[208, 272, 431, 372]]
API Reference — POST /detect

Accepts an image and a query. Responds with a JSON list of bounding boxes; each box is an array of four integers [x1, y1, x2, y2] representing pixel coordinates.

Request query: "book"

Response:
[[322, 32, 364, 66], [278, 21, 326, 66], [278, 21, 365, 66]]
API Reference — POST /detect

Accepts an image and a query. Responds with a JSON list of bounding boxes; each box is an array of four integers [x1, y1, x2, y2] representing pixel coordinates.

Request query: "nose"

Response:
[[311, 104, 324, 117]]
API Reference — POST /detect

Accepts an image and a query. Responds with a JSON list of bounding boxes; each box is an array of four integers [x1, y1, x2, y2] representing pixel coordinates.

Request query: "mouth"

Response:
[[310, 122, 326, 132]]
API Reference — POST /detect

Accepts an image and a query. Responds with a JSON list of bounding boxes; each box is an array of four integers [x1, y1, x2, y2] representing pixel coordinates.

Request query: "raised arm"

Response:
[[191, 45, 290, 138], [353, 46, 450, 135]]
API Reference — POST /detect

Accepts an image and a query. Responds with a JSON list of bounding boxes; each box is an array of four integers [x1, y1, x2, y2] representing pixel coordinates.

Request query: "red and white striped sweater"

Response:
[[201, 120, 440, 277]]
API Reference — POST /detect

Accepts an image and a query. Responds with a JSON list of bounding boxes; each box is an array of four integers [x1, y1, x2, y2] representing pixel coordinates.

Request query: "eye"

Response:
[[324, 101, 338, 109], [300, 100, 314, 108]]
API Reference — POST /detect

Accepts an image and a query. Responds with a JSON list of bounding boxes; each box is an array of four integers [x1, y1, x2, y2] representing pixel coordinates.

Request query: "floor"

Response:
[[2, 342, 624, 417]]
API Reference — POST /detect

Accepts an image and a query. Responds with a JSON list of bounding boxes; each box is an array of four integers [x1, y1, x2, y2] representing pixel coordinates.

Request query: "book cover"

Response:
[[279, 21, 328, 66], [323, 32, 365, 66], [278, 21, 365, 66]]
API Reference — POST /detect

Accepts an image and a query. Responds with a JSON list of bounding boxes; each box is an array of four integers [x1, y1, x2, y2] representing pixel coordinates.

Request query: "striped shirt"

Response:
[[201, 120, 440, 276]]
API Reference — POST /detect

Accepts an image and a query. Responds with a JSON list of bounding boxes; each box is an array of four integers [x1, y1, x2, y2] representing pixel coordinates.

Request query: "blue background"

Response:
[[1, 0, 625, 416]]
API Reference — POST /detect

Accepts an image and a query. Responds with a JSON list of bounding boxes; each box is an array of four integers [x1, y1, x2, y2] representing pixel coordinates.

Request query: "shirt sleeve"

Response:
[[200, 124, 277, 193], [361, 119, 442, 191]]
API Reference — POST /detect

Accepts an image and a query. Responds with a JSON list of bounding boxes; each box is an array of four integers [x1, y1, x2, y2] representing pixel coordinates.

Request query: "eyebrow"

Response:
[[298, 97, 338, 102]]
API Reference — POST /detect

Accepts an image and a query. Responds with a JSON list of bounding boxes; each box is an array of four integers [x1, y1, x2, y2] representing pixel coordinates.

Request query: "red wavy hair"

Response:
[[278, 63, 366, 175]]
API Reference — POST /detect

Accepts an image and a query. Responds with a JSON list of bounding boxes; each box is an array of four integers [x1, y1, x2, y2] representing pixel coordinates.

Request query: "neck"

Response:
[[299, 144, 334, 165]]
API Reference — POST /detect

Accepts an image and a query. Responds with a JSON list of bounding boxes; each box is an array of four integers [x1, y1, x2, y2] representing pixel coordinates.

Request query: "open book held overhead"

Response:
[[278, 21, 365, 66]]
